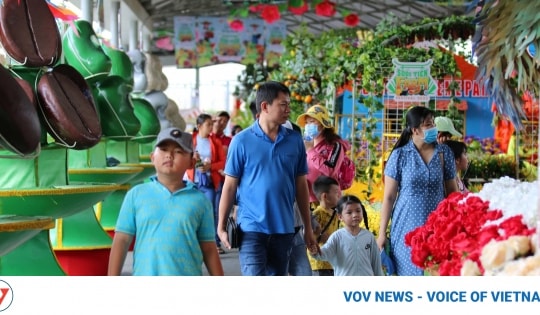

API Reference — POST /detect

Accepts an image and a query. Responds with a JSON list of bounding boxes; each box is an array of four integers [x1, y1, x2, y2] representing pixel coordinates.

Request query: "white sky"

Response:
[[162, 63, 245, 113]]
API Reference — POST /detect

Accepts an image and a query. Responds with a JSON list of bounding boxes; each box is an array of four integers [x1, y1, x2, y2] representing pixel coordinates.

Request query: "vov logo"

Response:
[[0, 280, 13, 312]]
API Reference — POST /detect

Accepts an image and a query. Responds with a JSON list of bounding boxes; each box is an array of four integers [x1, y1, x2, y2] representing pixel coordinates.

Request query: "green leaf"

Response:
[[239, 8, 249, 18], [229, 8, 239, 17], [289, 0, 304, 8], [338, 9, 350, 17]]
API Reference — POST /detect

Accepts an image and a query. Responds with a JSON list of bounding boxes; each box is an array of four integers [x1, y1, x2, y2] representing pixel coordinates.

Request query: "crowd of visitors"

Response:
[[109, 81, 468, 277]]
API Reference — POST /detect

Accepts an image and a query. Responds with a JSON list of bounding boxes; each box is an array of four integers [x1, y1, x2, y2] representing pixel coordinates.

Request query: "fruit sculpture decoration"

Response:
[[0, 0, 102, 152], [0, 0, 125, 276], [102, 46, 161, 143], [63, 19, 149, 141], [141, 52, 186, 132]]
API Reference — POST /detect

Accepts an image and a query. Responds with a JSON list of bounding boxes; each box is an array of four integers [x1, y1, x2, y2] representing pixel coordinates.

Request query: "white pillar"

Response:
[[129, 19, 138, 51], [80, 0, 93, 23], [142, 31, 152, 53], [109, 1, 120, 49]]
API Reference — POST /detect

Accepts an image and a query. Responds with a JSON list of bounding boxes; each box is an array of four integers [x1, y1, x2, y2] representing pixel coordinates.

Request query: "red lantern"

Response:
[[344, 13, 359, 27], [261, 4, 280, 24], [315, 1, 336, 17]]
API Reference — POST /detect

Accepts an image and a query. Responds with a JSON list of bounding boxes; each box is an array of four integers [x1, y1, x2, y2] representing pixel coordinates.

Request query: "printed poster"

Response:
[[238, 19, 265, 65], [264, 22, 287, 68], [212, 18, 265, 64], [173, 16, 283, 68], [386, 59, 438, 102], [174, 16, 197, 68]]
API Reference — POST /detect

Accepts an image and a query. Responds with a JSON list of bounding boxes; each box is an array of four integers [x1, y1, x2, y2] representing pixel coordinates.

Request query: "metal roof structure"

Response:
[[144, 0, 467, 32], [116, 0, 471, 55]]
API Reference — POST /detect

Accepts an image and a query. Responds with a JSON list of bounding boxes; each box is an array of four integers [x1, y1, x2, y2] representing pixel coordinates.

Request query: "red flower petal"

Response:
[[228, 19, 244, 32], [315, 1, 336, 17], [498, 215, 535, 237], [261, 4, 280, 24], [344, 13, 359, 27], [249, 4, 264, 13]]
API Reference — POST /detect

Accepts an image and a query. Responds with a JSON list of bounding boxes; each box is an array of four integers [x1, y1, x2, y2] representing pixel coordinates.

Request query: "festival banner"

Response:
[[264, 22, 287, 68], [173, 16, 197, 68], [194, 17, 221, 67], [386, 58, 438, 102], [174, 17, 283, 68], [237, 19, 265, 65]]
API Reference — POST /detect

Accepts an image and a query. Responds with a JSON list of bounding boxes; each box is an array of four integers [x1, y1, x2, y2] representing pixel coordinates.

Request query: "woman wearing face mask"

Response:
[[296, 104, 351, 207], [376, 106, 458, 276]]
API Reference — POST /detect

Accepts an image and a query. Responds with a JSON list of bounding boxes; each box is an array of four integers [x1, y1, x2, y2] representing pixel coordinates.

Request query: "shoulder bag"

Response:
[[316, 210, 337, 243], [227, 216, 240, 249]]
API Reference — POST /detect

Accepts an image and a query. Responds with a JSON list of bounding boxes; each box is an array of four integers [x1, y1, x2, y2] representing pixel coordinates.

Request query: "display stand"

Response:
[[0, 145, 120, 276], [48, 141, 144, 276], [0, 215, 54, 257]]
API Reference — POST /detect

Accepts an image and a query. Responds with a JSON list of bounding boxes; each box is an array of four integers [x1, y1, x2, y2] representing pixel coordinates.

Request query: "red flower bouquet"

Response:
[[405, 192, 535, 276]]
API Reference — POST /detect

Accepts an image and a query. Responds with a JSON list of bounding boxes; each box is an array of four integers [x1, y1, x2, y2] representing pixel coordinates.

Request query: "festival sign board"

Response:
[[173, 16, 283, 68], [386, 58, 438, 102], [264, 22, 287, 68], [174, 16, 198, 68]]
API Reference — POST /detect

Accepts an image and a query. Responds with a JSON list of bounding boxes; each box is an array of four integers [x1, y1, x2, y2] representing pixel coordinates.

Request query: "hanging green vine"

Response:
[[235, 15, 475, 196]]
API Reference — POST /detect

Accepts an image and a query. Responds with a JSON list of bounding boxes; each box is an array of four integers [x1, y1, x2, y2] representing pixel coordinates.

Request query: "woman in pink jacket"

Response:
[[297, 105, 352, 206]]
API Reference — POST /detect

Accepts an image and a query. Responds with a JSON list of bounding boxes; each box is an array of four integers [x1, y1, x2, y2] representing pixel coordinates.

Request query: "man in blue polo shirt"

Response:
[[217, 81, 318, 276]]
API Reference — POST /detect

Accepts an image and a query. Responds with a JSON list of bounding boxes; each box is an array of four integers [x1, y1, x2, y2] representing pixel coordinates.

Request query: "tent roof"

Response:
[[132, 0, 470, 55]]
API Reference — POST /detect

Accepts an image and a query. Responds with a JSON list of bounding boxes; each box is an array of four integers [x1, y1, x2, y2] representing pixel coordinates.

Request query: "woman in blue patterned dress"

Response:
[[376, 106, 458, 276]]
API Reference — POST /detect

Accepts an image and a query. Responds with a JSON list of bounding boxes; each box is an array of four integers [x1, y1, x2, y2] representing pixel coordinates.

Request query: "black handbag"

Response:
[[227, 216, 240, 249]]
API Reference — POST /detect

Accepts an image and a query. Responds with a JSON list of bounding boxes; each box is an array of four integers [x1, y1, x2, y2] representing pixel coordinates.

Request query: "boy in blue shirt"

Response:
[[108, 127, 224, 276]]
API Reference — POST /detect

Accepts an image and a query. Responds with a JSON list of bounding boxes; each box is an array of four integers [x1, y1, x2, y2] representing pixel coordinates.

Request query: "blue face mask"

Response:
[[423, 127, 438, 144], [304, 123, 320, 140]]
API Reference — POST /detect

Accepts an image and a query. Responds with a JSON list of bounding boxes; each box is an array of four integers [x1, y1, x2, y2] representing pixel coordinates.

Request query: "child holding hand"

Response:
[[309, 195, 383, 276], [308, 175, 342, 276]]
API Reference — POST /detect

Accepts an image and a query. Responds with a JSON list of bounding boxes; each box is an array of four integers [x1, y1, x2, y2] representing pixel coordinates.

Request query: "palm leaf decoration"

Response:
[[472, 0, 540, 129]]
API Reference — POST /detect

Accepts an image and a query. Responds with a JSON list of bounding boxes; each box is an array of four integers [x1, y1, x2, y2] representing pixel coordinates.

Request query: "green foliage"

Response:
[[463, 136, 535, 181], [232, 106, 255, 130], [234, 14, 475, 196], [233, 63, 276, 103], [467, 152, 514, 180]]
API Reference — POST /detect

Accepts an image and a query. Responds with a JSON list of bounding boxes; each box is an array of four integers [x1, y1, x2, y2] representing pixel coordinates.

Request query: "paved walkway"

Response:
[[121, 248, 242, 276]]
